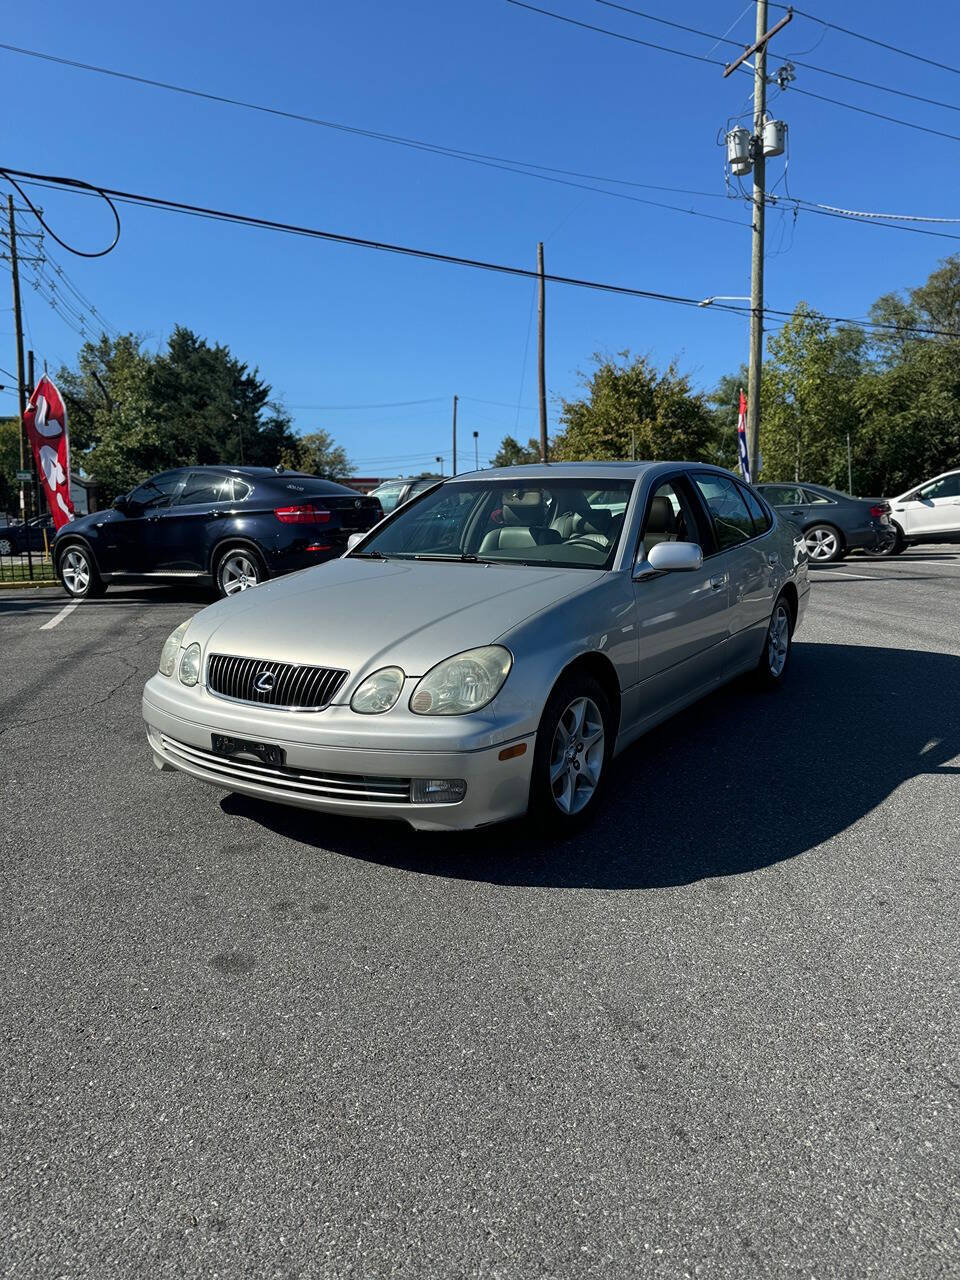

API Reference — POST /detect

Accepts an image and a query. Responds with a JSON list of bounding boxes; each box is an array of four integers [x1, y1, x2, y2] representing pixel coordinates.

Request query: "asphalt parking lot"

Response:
[[2, 551, 959, 1280]]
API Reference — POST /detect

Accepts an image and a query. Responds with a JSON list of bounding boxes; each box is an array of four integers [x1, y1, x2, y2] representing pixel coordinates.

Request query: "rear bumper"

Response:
[[141, 679, 534, 832]]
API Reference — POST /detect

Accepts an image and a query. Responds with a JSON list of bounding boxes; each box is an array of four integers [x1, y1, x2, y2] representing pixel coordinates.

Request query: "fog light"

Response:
[[410, 778, 467, 805]]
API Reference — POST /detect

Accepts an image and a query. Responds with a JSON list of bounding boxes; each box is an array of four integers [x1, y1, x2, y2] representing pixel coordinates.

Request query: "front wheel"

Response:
[[215, 546, 266, 598], [58, 544, 105, 598], [804, 524, 844, 564], [529, 675, 612, 830]]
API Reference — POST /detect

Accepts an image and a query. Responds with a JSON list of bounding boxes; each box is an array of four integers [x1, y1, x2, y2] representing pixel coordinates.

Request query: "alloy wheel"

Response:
[[61, 548, 90, 595], [220, 551, 260, 595], [0, 538, 11, 555], [549, 695, 605, 815], [767, 603, 790, 678], [804, 526, 840, 561]]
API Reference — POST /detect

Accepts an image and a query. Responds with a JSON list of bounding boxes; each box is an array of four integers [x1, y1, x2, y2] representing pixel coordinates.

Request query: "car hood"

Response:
[[188, 556, 599, 680]]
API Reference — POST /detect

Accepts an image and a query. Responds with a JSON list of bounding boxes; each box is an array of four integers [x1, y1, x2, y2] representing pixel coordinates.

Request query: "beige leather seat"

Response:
[[480, 493, 561, 553], [641, 496, 678, 557]]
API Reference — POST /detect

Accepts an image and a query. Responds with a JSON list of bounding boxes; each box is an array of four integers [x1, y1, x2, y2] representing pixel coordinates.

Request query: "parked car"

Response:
[[879, 468, 960, 554], [53, 466, 383, 599], [143, 462, 808, 833], [0, 513, 54, 556], [755, 482, 891, 563], [368, 474, 442, 514]]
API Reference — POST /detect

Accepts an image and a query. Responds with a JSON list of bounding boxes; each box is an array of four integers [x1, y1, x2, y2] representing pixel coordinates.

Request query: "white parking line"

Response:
[[40, 602, 79, 630]]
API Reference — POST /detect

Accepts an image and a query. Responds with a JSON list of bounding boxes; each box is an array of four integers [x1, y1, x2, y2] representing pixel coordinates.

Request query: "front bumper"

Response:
[[142, 676, 535, 832]]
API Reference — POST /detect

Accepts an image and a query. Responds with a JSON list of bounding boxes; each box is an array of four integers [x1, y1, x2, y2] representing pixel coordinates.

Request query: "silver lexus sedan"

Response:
[[142, 462, 809, 831]]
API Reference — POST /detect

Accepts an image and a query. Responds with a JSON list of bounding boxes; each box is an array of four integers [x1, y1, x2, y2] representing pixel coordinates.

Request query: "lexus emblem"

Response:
[[253, 670, 276, 694]]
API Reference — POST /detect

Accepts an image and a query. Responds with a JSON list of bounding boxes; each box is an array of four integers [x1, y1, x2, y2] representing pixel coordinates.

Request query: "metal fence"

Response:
[[0, 521, 58, 584]]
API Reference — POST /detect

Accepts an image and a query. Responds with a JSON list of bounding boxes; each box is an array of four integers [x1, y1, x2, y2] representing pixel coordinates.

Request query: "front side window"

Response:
[[638, 481, 701, 560], [128, 472, 183, 510], [694, 474, 755, 551], [919, 473, 960, 500], [355, 478, 635, 569]]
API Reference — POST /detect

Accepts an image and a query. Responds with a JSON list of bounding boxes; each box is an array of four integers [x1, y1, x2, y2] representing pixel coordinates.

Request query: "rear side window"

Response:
[[177, 472, 231, 506], [736, 482, 772, 534], [694, 475, 755, 551], [228, 478, 251, 501], [803, 488, 834, 504]]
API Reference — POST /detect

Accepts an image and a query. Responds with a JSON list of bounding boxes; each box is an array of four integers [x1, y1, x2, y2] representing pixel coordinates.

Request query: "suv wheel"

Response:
[[58, 544, 106, 598], [215, 546, 266, 598]]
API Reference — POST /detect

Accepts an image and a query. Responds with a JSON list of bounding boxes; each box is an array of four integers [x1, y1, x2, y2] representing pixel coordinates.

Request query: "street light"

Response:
[[436, 455, 444, 476], [698, 295, 751, 308], [472, 430, 479, 470]]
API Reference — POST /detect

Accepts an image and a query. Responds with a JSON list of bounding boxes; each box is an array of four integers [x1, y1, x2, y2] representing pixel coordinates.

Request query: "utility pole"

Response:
[[630, 428, 636, 462], [8, 195, 34, 578], [537, 241, 548, 463], [451, 395, 458, 476], [473, 430, 479, 470], [723, 3, 792, 482]]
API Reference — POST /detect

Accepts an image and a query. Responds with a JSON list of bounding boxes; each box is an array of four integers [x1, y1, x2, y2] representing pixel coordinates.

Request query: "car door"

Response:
[[153, 470, 233, 571], [894, 473, 960, 537], [629, 474, 729, 723], [692, 473, 774, 669], [99, 471, 186, 573]]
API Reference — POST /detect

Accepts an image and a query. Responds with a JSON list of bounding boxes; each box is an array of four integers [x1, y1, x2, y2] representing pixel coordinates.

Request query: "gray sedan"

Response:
[[756, 482, 892, 563], [142, 463, 808, 832]]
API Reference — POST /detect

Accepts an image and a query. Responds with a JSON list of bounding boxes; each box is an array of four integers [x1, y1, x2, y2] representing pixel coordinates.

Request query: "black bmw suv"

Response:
[[53, 466, 382, 599]]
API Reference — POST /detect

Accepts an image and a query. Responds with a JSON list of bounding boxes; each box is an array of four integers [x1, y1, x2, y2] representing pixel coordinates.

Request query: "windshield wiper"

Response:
[[409, 552, 485, 563], [349, 549, 388, 559]]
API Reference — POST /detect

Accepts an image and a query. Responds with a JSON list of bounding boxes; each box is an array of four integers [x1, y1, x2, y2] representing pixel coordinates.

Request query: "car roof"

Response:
[[449, 461, 737, 482]]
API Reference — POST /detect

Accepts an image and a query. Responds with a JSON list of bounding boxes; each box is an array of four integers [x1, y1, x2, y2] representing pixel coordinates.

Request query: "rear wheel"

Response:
[[873, 523, 905, 556], [215, 545, 266, 598], [753, 595, 793, 689], [804, 524, 844, 564], [58, 544, 105, 598], [0, 537, 11, 555], [529, 674, 612, 830]]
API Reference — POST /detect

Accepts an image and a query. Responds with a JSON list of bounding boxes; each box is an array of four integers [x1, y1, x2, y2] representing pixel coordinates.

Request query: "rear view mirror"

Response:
[[634, 541, 703, 580]]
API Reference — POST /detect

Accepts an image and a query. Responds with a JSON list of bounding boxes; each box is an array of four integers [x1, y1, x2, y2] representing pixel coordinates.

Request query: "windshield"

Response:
[[354, 478, 635, 569]]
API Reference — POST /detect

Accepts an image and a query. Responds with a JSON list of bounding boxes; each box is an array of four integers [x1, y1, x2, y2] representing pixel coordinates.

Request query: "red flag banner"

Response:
[[23, 375, 75, 530]]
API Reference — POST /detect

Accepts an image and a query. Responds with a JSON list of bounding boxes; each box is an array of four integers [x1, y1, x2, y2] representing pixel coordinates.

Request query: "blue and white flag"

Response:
[[736, 388, 751, 483]]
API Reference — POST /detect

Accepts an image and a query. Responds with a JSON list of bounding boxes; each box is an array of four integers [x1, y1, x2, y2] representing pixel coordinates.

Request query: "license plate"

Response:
[[212, 733, 286, 768]]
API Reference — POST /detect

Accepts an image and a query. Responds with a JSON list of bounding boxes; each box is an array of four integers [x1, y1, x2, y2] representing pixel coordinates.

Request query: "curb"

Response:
[[0, 579, 61, 592]]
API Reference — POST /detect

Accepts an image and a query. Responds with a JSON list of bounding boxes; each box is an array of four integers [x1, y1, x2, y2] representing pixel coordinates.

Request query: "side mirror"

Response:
[[113, 495, 130, 514], [634, 541, 703, 580], [346, 532, 366, 551]]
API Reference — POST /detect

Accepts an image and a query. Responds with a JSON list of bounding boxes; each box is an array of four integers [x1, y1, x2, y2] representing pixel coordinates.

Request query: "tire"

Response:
[[528, 673, 613, 830], [804, 523, 844, 564], [57, 543, 105, 598], [753, 594, 793, 690], [873, 523, 905, 557], [214, 545, 267, 599], [0, 537, 12, 555]]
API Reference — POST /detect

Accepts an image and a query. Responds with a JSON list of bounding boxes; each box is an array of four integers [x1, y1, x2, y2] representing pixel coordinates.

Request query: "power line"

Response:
[[289, 397, 447, 410], [0, 37, 737, 221], [598, 0, 960, 115], [5, 163, 959, 341], [513, 2, 960, 147], [769, 3, 960, 79]]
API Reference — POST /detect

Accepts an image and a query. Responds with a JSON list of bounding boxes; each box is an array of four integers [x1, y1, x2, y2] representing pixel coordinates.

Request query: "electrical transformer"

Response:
[[725, 126, 753, 177]]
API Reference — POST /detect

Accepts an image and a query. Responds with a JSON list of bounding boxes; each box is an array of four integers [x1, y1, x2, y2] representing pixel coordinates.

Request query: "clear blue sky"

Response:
[[2, 0, 958, 475]]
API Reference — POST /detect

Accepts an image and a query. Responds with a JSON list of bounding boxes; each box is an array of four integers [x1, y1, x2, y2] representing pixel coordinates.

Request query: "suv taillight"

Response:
[[869, 504, 889, 518], [273, 503, 331, 525]]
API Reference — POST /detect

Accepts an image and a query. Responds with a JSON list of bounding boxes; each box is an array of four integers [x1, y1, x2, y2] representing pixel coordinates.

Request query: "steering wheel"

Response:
[[564, 535, 609, 552]]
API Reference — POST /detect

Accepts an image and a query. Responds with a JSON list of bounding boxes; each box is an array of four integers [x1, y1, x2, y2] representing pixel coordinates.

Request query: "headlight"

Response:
[[409, 646, 512, 716], [178, 643, 202, 686], [350, 666, 405, 714], [158, 621, 190, 677]]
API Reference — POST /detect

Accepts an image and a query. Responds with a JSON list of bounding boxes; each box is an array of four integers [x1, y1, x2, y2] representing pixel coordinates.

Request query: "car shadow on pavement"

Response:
[[222, 642, 960, 890]]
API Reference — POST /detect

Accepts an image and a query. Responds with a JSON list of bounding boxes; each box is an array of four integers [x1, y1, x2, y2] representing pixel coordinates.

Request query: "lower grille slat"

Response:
[[160, 735, 411, 803], [207, 653, 347, 711]]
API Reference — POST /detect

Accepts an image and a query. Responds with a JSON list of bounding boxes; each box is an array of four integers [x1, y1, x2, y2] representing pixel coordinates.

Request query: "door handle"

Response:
[[790, 509, 804, 517], [709, 575, 726, 590]]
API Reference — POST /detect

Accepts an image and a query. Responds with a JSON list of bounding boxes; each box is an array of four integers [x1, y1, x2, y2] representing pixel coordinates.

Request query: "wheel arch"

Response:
[[209, 536, 269, 577], [807, 520, 846, 548], [550, 651, 622, 739], [777, 580, 799, 630], [55, 533, 102, 574]]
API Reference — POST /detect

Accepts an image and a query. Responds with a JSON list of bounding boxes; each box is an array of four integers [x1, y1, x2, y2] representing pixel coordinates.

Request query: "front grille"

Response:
[[206, 653, 347, 710], [160, 734, 412, 803]]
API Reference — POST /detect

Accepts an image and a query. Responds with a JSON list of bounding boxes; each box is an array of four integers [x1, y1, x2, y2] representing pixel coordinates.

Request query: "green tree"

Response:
[[0, 417, 22, 515], [491, 435, 541, 467], [552, 352, 716, 462], [759, 306, 866, 488], [284, 428, 353, 481]]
